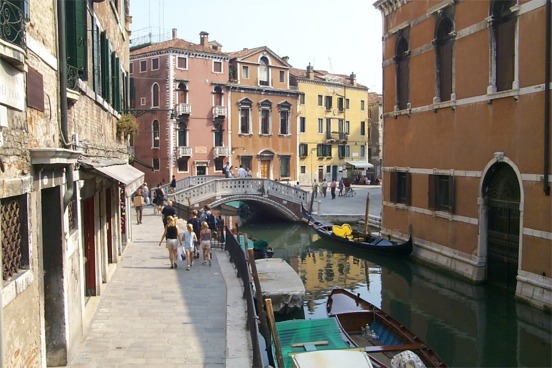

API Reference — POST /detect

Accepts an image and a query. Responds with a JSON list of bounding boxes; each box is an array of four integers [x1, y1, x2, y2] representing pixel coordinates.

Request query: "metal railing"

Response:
[[224, 228, 264, 367]]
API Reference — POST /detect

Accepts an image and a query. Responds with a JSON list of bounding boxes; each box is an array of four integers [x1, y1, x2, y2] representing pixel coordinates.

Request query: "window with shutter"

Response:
[[65, 0, 87, 79]]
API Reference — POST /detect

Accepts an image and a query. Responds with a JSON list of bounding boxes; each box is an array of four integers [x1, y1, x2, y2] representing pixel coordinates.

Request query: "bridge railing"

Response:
[[169, 178, 308, 207]]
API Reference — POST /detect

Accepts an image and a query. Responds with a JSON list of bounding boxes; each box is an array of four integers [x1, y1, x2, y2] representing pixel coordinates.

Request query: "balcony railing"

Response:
[[178, 146, 192, 157], [325, 131, 348, 143], [213, 146, 230, 158], [0, 0, 27, 49], [66, 64, 80, 90], [175, 103, 192, 116], [213, 105, 227, 117]]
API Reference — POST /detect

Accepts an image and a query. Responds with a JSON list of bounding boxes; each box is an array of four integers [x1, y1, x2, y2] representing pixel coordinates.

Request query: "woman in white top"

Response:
[[199, 221, 212, 266], [180, 223, 197, 270]]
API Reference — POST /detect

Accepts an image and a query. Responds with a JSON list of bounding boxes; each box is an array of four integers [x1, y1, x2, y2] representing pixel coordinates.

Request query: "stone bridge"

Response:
[[162, 177, 309, 221]]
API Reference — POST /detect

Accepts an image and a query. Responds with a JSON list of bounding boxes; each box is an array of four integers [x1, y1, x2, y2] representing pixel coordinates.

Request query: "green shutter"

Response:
[[92, 21, 101, 94], [100, 31, 109, 100], [114, 57, 121, 111], [65, 0, 86, 77]]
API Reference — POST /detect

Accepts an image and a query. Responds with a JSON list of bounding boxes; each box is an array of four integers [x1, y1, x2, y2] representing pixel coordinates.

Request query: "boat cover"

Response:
[[276, 318, 351, 368], [291, 350, 374, 368], [255, 258, 305, 313]]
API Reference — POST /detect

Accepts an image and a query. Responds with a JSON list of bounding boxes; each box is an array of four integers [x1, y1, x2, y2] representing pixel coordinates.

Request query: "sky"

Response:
[[129, 0, 384, 93]]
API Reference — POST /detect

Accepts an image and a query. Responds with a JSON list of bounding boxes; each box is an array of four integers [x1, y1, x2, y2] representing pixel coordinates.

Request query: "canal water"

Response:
[[237, 220, 551, 368]]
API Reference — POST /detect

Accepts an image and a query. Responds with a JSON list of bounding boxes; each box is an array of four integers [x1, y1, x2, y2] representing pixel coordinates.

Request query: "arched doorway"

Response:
[[482, 162, 520, 292]]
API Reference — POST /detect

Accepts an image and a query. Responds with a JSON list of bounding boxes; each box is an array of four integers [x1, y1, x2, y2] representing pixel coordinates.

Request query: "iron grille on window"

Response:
[[1, 196, 25, 280]]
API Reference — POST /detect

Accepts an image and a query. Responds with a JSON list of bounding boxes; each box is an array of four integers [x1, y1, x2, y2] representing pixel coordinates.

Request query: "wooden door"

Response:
[[260, 160, 270, 178]]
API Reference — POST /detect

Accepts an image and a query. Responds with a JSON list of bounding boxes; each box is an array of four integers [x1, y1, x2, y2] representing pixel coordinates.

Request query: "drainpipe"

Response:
[[57, 0, 75, 207], [544, 0, 551, 196]]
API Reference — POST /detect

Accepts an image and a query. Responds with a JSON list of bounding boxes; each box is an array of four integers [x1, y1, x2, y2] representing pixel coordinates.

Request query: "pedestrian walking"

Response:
[[142, 183, 150, 206], [246, 167, 253, 177], [312, 179, 319, 198], [161, 199, 176, 227], [169, 175, 176, 193], [132, 188, 144, 224], [158, 215, 180, 269], [199, 221, 212, 266], [180, 223, 197, 270], [187, 209, 202, 259], [153, 184, 165, 215], [321, 179, 328, 198], [223, 161, 230, 178], [330, 179, 337, 199], [338, 178, 344, 196]]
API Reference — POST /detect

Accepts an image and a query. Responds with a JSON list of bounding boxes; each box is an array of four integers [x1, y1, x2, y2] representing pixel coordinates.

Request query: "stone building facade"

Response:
[[1, 1, 141, 366], [375, 0, 551, 309], [290, 65, 371, 185]]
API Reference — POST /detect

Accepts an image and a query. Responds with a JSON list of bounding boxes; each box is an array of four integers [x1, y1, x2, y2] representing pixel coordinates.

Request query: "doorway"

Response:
[[260, 160, 270, 178], [483, 162, 520, 292], [83, 197, 96, 296], [42, 186, 68, 365]]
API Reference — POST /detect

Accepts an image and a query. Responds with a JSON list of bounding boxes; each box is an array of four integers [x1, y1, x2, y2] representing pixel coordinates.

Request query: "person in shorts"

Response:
[[199, 221, 212, 266], [158, 216, 179, 269], [180, 223, 197, 270]]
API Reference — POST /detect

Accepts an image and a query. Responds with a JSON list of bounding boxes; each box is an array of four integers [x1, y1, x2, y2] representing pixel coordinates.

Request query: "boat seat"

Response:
[[364, 343, 425, 353], [370, 320, 402, 346], [332, 224, 353, 239]]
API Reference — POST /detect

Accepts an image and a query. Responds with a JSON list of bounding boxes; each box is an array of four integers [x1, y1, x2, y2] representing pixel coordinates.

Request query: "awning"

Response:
[[80, 159, 145, 196], [345, 160, 374, 169]]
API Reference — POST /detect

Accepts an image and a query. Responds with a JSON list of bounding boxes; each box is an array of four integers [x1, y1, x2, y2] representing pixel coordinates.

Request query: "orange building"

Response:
[[226, 47, 299, 180], [375, 0, 551, 309], [130, 31, 230, 185]]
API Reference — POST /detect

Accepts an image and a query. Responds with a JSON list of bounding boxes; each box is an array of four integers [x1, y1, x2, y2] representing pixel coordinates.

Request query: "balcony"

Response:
[[213, 105, 227, 117], [175, 103, 192, 116], [178, 146, 192, 157], [325, 131, 348, 143], [213, 146, 230, 158]]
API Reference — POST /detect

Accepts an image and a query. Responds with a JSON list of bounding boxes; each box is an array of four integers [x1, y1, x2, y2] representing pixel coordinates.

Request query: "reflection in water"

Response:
[[240, 221, 552, 368]]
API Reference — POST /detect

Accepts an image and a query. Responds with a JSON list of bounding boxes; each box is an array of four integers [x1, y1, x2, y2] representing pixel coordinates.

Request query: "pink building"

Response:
[[130, 30, 230, 186]]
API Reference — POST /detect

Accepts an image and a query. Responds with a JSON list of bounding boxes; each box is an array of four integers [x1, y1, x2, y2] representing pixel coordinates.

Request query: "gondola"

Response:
[[301, 206, 413, 256], [232, 227, 274, 259], [326, 287, 447, 368]]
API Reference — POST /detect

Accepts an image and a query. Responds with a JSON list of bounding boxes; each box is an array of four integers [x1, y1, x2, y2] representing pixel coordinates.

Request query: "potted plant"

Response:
[[117, 114, 138, 138]]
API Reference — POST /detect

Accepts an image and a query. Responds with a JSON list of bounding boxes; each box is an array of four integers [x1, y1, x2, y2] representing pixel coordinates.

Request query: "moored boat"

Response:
[[302, 206, 412, 256], [255, 258, 305, 315], [327, 287, 447, 367]]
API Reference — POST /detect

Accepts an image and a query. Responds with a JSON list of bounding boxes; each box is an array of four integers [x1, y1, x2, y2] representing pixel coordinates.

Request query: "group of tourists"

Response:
[[223, 162, 252, 178], [158, 202, 217, 271], [311, 178, 353, 199]]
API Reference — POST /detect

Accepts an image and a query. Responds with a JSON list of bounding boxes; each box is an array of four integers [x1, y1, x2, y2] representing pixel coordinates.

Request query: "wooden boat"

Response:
[[327, 287, 447, 367], [302, 206, 413, 256], [233, 230, 274, 259]]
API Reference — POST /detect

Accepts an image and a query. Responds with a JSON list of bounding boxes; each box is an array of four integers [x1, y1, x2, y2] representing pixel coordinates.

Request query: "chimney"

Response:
[[282, 56, 289, 64], [350, 72, 356, 86], [306, 63, 314, 80], [172, 28, 177, 40], [200, 31, 209, 46]]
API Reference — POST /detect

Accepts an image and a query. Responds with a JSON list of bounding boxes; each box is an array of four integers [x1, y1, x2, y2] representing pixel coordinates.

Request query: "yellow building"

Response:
[[290, 65, 371, 186]]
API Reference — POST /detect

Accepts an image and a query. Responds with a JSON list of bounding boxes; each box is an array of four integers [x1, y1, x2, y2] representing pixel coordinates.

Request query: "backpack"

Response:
[[206, 212, 216, 230]]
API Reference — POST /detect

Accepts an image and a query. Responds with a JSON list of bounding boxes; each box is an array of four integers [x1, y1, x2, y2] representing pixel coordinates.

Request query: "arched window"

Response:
[[177, 82, 187, 104], [491, 0, 516, 92], [152, 83, 160, 107], [435, 16, 454, 102], [259, 56, 269, 86], [395, 36, 410, 110], [152, 120, 160, 148]]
